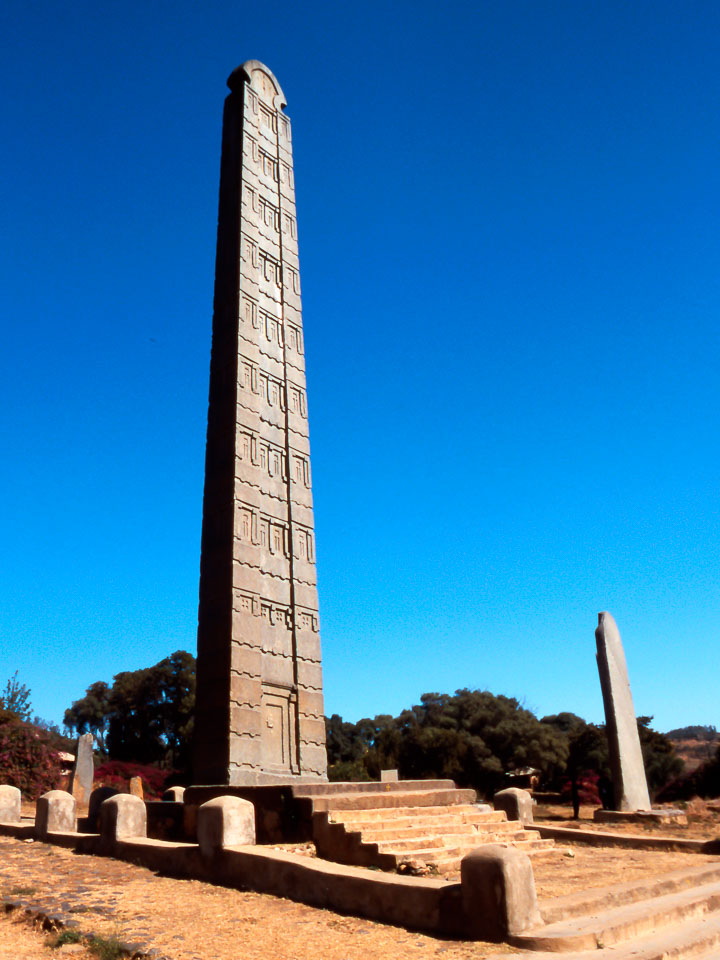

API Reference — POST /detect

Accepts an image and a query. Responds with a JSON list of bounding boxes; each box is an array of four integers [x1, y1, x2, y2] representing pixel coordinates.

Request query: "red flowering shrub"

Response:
[[560, 770, 601, 806], [94, 760, 175, 799], [0, 720, 61, 799]]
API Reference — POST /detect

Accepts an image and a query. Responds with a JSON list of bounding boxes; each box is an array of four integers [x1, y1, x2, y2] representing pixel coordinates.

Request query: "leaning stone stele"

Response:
[[193, 61, 326, 786], [595, 611, 651, 811]]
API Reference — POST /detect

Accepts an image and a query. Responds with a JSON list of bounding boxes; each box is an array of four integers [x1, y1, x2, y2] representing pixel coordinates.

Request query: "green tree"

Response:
[[637, 716, 683, 798], [64, 681, 111, 752], [65, 651, 196, 772], [542, 712, 608, 816], [0, 672, 33, 723]]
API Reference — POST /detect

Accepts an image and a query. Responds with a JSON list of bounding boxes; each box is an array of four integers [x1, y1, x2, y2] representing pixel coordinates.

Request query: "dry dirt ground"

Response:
[[535, 800, 720, 841], [3, 837, 720, 960]]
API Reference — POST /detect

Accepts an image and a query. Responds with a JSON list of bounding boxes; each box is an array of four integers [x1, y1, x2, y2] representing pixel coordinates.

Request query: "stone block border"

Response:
[[0, 789, 541, 943]]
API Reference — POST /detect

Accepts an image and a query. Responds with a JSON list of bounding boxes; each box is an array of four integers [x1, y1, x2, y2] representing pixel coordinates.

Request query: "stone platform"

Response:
[[184, 779, 553, 871], [594, 807, 688, 826]]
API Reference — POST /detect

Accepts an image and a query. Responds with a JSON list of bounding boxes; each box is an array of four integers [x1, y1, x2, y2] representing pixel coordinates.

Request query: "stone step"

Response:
[[309, 788, 477, 813], [327, 803, 495, 824], [540, 861, 720, 925], [514, 880, 720, 953], [329, 807, 507, 830], [357, 820, 521, 842], [373, 828, 531, 853], [383, 834, 551, 861], [291, 779, 457, 797], [396, 838, 556, 875], [498, 910, 720, 959]]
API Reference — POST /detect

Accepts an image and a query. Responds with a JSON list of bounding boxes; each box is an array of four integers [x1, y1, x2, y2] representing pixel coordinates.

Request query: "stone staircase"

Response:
[[304, 783, 554, 874], [502, 860, 720, 958]]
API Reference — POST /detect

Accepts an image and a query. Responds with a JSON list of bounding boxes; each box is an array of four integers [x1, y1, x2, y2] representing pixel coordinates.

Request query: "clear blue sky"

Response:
[[1, 0, 718, 735]]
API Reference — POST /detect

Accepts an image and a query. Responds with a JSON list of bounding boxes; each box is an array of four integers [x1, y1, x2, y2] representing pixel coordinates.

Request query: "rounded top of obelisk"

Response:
[[227, 60, 287, 110]]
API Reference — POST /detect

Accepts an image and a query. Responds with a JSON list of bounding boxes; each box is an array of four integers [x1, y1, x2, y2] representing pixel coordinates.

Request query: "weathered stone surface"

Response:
[[194, 61, 326, 786], [197, 796, 256, 854], [100, 794, 147, 842], [69, 732, 94, 807], [461, 844, 542, 941], [36, 790, 76, 838], [0, 785, 21, 823], [162, 786, 185, 802], [595, 611, 652, 812], [129, 776, 144, 799], [494, 788, 534, 825]]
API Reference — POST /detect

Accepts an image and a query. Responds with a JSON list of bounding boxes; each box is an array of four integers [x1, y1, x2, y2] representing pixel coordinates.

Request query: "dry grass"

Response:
[[535, 801, 720, 840]]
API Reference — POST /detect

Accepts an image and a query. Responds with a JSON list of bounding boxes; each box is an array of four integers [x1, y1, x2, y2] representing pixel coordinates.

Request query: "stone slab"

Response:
[[595, 611, 652, 812]]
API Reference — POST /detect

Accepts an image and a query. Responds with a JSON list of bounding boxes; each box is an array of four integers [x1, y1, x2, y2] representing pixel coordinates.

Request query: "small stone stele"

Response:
[[36, 790, 76, 838], [461, 844, 542, 941], [197, 796, 256, 855], [380, 769, 399, 782], [68, 733, 94, 808], [0, 785, 21, 823], [129, 776, 144, 800], [494, 788, 534, 825], [100, 794, 147, 843], [163, 786, 185, 802]]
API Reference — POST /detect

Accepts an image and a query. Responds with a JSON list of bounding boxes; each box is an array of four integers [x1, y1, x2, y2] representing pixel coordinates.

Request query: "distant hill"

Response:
[[666, 725, 718, 742], [666, 726, 719, 774]]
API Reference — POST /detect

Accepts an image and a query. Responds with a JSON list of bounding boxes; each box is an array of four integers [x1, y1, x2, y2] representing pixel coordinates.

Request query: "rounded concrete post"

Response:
[[36, 790, 76, 839], [162, 786, 185, 802], [197, 796, 255, 855], [99, 794, 147, 842], [0, 785, 21, 823], [494, 787, 534, 825], [461, 844, 542, 941]]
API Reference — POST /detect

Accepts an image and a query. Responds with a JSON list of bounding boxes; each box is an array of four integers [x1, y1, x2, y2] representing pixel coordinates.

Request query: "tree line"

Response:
[[0, 651, 706, 804]]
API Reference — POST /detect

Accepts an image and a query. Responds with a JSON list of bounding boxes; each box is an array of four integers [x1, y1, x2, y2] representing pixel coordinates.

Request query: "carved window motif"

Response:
[[241, 362, 253, 390], [242, 295, 257, 327], [240, 594, 252, 612], [284, 265, 300, 294], [259, 149, 278, 181], [243, 237, 258, 268], [306, 531, 314, 561], [261, 602, 272, 621], [258, 195, 279, 231], [300, 612, 313, 630], [298, 532, 306, 560], [240, 433, 250, 460], [245, 134, 258, 162], [259, 445, 267, 470], [247, 88, 259, 114], [260, 520, 269, 548], [303, 459, 310, 486], [269, 380, 280, 407], [270, 451, 281, 477], [259, 250, 280, 285], [280, 116, 290, 141], [258, 373, 268, 401], [259, 102, 277, 132], [282, 213, 296, 238], [272, 525, 284, 555], [292, 457, 302, 483], [280, 161, 294, 188], [287, 325, 303, 353], [243, 183, 257, 212], [240, 509, 252, 541]]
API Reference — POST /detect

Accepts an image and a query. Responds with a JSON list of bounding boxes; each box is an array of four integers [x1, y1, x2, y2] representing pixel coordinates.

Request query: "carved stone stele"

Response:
[[193, 61, 326, 785], [595, 611, 651, 811]]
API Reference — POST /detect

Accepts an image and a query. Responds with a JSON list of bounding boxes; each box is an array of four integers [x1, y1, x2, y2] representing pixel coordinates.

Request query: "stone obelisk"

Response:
[[193, 61, 326, 785], [595, 612, 651, 811]]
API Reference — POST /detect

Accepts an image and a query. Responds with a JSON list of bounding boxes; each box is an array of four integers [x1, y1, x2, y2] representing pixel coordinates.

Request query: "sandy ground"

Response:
[[0, 910, 95, 960], [1, 832, 718, 959]]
